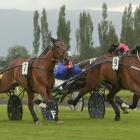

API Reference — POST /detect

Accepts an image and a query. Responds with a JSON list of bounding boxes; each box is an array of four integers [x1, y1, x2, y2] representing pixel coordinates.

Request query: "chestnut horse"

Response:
[[108, 45, 140, 110], [68, 54, 140, 121], [0, 38, 68, 124]]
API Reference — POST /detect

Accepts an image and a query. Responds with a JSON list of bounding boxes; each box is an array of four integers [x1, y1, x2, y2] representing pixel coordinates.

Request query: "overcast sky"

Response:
[[0, 0, 140, 11]]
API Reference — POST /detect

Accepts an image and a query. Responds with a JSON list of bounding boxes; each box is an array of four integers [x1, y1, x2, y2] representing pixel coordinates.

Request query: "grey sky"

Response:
[[0, 0, 140, 11]]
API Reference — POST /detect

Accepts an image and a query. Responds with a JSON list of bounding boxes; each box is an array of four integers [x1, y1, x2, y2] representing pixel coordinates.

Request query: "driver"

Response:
[[119, 43, 129, 54], [54, 51, 82, 80], [108, 43, 129, 55]]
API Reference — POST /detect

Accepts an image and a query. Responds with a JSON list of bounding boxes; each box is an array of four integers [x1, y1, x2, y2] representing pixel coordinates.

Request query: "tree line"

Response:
[[1, 3, 140, 68], [32, 3, 140, 61]]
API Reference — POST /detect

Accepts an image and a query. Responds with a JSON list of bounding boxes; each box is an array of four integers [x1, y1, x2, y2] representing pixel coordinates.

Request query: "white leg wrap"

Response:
[[121, 103, 129, 109], [39, 103, 47, 108], [51, 110, 56, 119]]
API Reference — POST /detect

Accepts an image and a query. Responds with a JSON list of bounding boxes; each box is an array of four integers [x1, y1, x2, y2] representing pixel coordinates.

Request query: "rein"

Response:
[[0, 64, 22, 74], [53, 60, 113, 91], [0, 53, 60, 75]]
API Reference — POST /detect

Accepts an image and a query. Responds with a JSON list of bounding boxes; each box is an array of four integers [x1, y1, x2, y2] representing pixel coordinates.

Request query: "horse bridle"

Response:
[[51, 46, 68, 64]]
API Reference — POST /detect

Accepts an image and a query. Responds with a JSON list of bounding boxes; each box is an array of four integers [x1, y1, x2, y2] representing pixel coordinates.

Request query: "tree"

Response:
[[41, 8, 51, 51], [57, 5, 71, 49], [75, 29, 80, 55], [134, 5, 140, 46], [120, 3, 134, 48], [6, 45, 30, 63], [0, 57, 7, 69], [98, 3, 109, 54], [108, 21, 119, 45], [77, 11, 94, 60], [98, 3, 118, 54], [32, 10, 40, 57]]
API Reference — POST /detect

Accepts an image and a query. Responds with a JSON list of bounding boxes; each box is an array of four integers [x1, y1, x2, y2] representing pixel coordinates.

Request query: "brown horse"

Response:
[[76, 55, 138, 113], [0, 38, 68, 124], [68, 54, 140, 121], [108, 45, 140, 111]]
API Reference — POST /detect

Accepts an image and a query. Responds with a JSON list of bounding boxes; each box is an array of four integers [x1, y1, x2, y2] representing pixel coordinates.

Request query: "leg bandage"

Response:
[[121, 103, 129, 109]]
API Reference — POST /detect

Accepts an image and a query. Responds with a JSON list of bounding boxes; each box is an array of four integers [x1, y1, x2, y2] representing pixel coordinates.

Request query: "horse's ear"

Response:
[[51, 37, 57, 46]]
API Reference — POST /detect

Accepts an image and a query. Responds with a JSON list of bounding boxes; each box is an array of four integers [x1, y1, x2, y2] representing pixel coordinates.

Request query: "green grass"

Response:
[[0, 105, 140, 140], [117, 90, 133, 98]]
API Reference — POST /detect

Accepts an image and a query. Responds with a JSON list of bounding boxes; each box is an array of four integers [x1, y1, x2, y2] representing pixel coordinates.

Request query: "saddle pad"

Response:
[[22, 62, 29, 75], [112, 56, 120, 70]]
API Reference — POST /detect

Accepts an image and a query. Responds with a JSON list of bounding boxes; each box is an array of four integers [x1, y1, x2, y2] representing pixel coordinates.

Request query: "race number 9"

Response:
[[112, 57, 119, 70]]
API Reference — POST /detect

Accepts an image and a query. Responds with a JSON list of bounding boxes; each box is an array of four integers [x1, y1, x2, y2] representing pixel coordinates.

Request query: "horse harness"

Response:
[[23, 58, 34, 92], [112, 53, 139, 89], [22, 57, 55, 93]]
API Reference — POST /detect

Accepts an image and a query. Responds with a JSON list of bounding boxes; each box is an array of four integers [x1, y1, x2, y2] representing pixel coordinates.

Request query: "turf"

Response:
[[0, 105, 140, 140]]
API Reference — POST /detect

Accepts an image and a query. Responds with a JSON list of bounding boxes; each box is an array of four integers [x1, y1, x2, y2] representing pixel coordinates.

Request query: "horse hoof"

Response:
[[35, 120, 42, 125], [56, 120, 63, 125], [122, 108, 129, 114], [39, 103, 47, 108], [114, 116, 120, 121]]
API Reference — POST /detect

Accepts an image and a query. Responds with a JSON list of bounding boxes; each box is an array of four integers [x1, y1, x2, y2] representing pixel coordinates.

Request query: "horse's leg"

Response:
[[68, 87, 88, 106], [68, 74, 99, 106], [129, 94, 139, 109], [37, 85, 62, 124], [68, 66, 103, 106], [130, 81, 140, 109], [114, 96, 129, 114], [119, 83, 140, 110], [106, 87, 121, 121], [46, 87, 63, 124], [27, 91, 40, 124], [114, 94, 139, 113]]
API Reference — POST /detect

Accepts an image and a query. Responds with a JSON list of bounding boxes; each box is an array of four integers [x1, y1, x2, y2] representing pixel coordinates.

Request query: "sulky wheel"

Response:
[[88, 91, 105, 119], [70, 91, 84, 112], [42, 99, 58, 121], [7, 95, 23, 120]]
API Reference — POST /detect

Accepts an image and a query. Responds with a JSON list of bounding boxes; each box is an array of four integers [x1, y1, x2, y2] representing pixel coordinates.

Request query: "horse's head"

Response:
[[108, 44, 119, 55], [51, 38, 68, 63]]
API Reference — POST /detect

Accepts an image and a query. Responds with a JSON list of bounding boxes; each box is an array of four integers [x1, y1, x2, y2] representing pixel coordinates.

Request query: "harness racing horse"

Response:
[[76, 50, 139, 113], [119, 46, 140, 110], [0, 38, 68, 124], [108, 45, 140, 111], [68, 53, 140, 121]]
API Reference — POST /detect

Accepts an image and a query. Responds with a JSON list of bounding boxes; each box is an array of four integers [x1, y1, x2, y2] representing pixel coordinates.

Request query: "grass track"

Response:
[[0, 105, 140, 140]]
